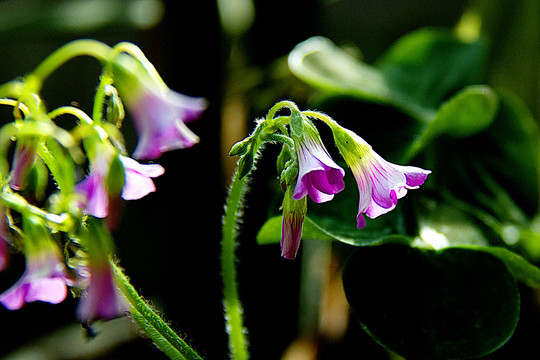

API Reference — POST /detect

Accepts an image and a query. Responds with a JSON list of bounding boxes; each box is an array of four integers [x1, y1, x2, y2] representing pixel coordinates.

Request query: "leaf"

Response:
[[342, 243, 520, 360], [256, 215, 409, 247], [288, 36, 434, 121], [288, 29, 487, 122], [458, 245, 540, 288], [376, 27, 487, 109], [256, 215, 334, 245], [404, 85, 498, 160]]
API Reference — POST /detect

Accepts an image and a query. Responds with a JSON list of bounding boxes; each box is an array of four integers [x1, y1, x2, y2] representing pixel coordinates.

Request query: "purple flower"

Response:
[[0, 237, 71, 310], [333, 127, 431, 228], [292, 122, 345, 203], [128, 90, 207, 160], [111, 53, 206, 160], [281, 186, 307, 260], [119, 155, 164, 200], [75, 152, 164, 218], [0, 206, 10, 272], [76, 259, 126, 322], [10, 139, 37, 191]]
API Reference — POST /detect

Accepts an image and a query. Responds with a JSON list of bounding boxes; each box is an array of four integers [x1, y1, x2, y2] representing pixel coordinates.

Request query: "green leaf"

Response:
[[288, 29, 487, 122], [376, 27, 487, 109], [404, 85, 498, 160], [458, 245, 540, 288], [342, 243, 520, 360], [256, 215, 334, 245], [288, 36, 434, 122]]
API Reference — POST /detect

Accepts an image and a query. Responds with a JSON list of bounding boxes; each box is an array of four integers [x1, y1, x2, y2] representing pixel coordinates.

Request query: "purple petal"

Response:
[[119, 156, 164, 200], [293, 133, 345, 203], [129, 90, 206, 160], [75, 172, 109, 218], [76, 262, 126, 322]]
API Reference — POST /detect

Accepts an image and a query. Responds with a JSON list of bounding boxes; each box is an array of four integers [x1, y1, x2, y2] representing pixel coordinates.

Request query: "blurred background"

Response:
[[0, 0, 537, 359]]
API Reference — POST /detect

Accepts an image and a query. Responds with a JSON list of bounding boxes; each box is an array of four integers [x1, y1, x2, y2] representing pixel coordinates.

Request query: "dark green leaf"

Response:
[[458, 245, 540, 288], [377, 27, 487, 109], [342, 244, 520, 360]]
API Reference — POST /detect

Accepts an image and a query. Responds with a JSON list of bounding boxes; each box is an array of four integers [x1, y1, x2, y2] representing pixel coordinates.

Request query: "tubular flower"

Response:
[[0, 219, 72, 310], [10, 138, 38, 191], [0, 206, 10, 271], [332, 126, 431, 228], [76, 259, 126, 322], [292, 121, 345, 203], [281, 185, 307, 260], [111, 53, 206, 160], [75, 150, 164, 218]]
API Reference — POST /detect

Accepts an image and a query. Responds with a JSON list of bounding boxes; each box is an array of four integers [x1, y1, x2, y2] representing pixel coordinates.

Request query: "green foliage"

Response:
[[274, 27, 540, 358], [342, 243, 520, 360]]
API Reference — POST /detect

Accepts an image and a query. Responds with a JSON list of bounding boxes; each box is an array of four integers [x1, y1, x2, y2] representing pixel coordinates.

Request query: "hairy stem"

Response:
[[221, 170, 250, 360], [113, 263, 203, 360]]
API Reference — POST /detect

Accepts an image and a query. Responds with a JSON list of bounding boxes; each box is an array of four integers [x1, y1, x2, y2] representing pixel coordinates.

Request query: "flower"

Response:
[[75, 150, 164, 218], [111, 53, 206, 160], [120, 155, 165, 200], [0, 206, 10, 271], [281, 186, 307, 259], [292, 121, 345, 203], [0, 219, 72, 310], [332, 126, 431, 228], [76, 259, 126, 322], [10, 138, 38, 191]]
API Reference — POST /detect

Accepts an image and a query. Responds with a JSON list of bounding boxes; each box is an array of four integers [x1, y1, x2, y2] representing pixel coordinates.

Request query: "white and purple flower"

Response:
[[111, 54, 206, 160], [0, 220, 72, 310], [333, 127, 431, 228], [292, 122, 345, 203]]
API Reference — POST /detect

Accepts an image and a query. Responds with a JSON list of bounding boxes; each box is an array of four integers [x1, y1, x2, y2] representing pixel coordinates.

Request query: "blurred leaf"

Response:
[[257, 216, 334, 245], [405, 85, 499, 161], [342, 243, 519, 360], [288, 36, 433, 121], [376, 28, 487, 109], [289, 29, 487, 122]]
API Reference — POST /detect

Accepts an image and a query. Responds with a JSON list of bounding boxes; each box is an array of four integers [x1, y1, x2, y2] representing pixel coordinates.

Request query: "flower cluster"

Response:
[[231, 102, 430, 259], [0, 40, 205, 322]]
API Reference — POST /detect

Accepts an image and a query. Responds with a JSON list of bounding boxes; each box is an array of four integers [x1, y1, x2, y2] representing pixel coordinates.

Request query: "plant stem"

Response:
[[221, 170, 250, 360], [112, 262, 203, 360], [27, 39, 113, 92]]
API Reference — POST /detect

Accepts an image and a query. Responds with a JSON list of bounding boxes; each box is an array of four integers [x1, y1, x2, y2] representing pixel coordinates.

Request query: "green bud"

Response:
[[276, 146, 292, 175], [290, 110, 305, 138], [104, 85, 125, 127], [229, 139, 251, 157], [280, 160, 298, 188], [236, 151, 254, 180]]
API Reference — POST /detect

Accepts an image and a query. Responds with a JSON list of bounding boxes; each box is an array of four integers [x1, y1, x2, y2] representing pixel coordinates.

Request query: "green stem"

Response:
[[27, 39, 113, 92], [112, 262, 203, 360], [221, 170, 250, 360]]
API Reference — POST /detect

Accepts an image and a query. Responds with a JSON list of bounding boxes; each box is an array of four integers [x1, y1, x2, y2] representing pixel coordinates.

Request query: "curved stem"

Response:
[[27, 40, 113, 92], [112, 262, 203, 360], [221, 170, 250, 360]]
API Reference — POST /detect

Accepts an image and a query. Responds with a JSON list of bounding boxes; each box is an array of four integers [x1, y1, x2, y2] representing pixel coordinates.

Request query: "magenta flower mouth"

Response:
[[292, 127, 345, 203]]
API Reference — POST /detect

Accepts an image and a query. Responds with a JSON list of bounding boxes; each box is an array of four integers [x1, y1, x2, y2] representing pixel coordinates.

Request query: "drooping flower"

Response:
[[332, 126, 431, 228], [111, 53, 206, 160], [0, 206, 10, 272], [0, 218, 72, 310], [76, 259, 126, 322], [292, 121, 345, 203], [76, 218, 126, 322], [281, 185, 307, 259], [75, 147, 164, 218], [10, 138, 38, 191]]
